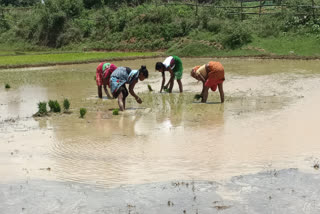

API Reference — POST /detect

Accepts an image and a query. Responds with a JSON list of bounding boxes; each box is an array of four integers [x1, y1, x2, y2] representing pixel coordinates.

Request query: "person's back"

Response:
[[110, 67, 132, 80]]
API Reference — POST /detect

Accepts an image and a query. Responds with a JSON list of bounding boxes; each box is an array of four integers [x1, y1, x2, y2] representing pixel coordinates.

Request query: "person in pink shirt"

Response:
[[96, 62, 117, 98]]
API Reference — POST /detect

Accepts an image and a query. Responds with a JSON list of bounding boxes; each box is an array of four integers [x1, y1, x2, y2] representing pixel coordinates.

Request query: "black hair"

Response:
[[155, 62, 164, 70], [139, 65, 149, 78]]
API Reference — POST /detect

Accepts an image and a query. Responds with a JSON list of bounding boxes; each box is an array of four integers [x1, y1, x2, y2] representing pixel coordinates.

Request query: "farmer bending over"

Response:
[[155, 55, 183, 93], [110, 66, 148, 111], [96, 62, 117, 99], [191, 61, 225, 103]]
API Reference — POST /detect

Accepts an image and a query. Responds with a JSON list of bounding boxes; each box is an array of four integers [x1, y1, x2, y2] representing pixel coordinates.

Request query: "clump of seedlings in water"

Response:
[[164, 88, 170, 93], [5, 83, 10, 89], [34, 102, 48, 117], [48, 100, 61, 113], [147, 84, 153, 92], [80, 108, 87, 118], [314, 163, 319, 170], [112, 108, 119, 115], [63, 98, 70, 113], [194, 94, 202, 100]]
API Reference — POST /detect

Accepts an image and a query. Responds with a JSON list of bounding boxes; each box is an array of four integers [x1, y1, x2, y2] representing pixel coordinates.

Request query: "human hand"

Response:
[[136, 97, 142, 104]]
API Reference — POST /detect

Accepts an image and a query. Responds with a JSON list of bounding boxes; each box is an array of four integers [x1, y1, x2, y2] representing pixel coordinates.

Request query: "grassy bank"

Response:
[[0, 51, 160, 68], [1, 0, 320, 66], [167, 35, 320, 57]]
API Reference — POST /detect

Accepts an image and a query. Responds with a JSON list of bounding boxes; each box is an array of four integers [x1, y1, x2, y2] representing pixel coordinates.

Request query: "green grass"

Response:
[[250, 35, 320, 56], [167, 35, 320, 57], [0, 51, 159, 67]]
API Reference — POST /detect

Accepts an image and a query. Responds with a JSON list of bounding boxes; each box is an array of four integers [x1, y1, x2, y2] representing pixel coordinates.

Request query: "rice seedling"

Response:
[[48, 100, 61, 112], [164, 88, 170, 93], [63, 98, 70, 112], [48, 100, 55, 112], [36, 102, 47, 116], [80, 108, 87, 118], [147, 84, 153, 92], [5, 83, 10, 89], [194, 94, 202, 100], [112, 108, 119, 115]]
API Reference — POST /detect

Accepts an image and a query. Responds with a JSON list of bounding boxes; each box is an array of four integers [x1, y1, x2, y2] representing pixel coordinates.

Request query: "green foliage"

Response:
[[1, 0, 320, 54], [0, 0, 40, 6], [48, 100, 61, 112], [221, 23, 252, 49], [63, 98, 70, 111], [147, 84, 153, 92], [80, 107, 87, 118], [5, 83, 10, 89], [37, 102, 48, 115], [112, 108, 119, 115], [167, 40, 217, 57]]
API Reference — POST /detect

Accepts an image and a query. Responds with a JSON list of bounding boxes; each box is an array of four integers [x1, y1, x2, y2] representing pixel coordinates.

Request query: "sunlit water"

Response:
[[1, 58, 320, 187]]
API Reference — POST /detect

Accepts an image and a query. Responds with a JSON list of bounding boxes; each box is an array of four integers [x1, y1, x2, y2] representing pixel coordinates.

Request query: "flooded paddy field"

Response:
[[1, 58, 320, 213]]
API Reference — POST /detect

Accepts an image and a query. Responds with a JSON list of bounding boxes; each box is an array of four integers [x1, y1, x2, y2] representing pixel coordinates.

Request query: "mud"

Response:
[[1, 169, 320, 213], [1, 58, 320, 213]]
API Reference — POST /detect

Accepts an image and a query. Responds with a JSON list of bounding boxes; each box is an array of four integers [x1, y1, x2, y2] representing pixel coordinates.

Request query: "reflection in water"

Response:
[[0, 86, 48, 120], [0, 58, 320, 187]]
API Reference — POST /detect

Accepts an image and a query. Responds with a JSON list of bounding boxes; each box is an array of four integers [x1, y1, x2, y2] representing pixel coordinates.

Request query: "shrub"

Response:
[[80, 108, 87, 118], [221, 23, 252, 49]]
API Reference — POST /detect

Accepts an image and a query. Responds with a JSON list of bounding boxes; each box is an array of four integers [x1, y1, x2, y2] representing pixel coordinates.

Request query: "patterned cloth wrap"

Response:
[[110, 67, 140, 98], [103, 64, 117, 87], [192, 61, 225, 91]]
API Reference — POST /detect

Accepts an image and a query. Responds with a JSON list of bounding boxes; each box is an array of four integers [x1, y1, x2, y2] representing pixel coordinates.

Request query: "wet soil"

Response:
[[1, 58, 320, 213]]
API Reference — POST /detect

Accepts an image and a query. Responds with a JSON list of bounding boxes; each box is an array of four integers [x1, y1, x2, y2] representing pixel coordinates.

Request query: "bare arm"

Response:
[[129, 80, 142, 104], [103, 84, 112, 98], [165, 68, 174, 87], [199, 74, 206, 83], [160, 71, 165, 93]]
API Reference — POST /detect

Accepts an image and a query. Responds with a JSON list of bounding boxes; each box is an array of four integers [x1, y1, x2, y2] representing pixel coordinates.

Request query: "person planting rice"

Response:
[[191, 61, 225, 103], [155, 55, 183, 93], [96, 62, 117, 99], [110, 66, 148, 111]]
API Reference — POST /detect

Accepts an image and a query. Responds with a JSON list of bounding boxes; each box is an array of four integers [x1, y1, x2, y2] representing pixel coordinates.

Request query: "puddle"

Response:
[[0, 58, 320, 188]]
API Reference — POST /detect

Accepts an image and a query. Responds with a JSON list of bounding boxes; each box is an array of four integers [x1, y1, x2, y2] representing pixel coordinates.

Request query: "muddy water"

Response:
[[1, 58, 320, 188]]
